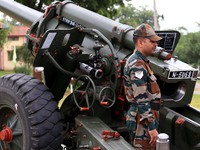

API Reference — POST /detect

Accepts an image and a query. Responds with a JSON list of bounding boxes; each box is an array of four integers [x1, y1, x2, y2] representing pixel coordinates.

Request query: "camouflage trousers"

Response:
[[126, 105, 159, 150]]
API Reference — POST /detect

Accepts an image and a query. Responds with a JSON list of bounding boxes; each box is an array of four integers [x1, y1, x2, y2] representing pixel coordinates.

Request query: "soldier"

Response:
[[124, 24, 162, 150]]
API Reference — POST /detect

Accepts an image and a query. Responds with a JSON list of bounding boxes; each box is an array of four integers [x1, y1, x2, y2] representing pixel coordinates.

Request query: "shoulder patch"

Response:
[[135, 71, 143, 79]]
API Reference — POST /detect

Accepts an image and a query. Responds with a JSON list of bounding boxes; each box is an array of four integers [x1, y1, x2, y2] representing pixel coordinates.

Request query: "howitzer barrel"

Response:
[[60, 1, 135, 50], [0, 0, 43, 27], [0, 0, 135, 50]]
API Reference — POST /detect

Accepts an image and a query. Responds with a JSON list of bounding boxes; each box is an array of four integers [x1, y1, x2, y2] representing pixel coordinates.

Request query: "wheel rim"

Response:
[[0, 105, 23, 150]]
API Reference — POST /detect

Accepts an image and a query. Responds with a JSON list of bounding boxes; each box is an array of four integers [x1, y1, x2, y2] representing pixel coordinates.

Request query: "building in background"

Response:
[[0, 22, 9, 70], [1, 26, 29, 70]]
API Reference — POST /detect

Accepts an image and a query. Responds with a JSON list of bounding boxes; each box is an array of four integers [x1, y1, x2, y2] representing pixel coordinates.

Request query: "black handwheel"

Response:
[[99, 87, 116, 108], [0, 74, 63, 150], [73, 75, 96, 111]]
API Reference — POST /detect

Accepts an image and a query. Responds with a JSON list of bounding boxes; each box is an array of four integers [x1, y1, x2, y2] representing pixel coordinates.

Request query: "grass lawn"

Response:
[[190, 94, 200, 110], [196, 79, 200, 84], [0, 70, 15, 77]]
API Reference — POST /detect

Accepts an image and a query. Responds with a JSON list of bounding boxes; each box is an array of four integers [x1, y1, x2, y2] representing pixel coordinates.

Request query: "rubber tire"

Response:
[[0, 73, 63, 150]]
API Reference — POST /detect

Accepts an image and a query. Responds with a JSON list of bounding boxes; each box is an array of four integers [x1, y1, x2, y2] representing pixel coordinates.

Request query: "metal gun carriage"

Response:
[[0, 0, 199, 149]]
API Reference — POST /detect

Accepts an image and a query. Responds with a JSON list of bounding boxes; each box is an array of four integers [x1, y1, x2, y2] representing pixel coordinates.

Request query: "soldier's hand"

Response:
[[149, 129, 158, 146]]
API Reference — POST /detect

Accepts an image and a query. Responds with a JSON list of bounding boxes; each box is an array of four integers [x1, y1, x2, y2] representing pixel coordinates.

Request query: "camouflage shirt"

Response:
[[124, 50, 161, 131]]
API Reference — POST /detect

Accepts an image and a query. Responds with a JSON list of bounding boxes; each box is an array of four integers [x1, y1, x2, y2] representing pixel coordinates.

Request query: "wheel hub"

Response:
[[0, 127, 12, 143]]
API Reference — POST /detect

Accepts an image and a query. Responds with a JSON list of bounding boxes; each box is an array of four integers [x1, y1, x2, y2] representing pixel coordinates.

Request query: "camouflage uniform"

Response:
[[124, 24, 162, 150]]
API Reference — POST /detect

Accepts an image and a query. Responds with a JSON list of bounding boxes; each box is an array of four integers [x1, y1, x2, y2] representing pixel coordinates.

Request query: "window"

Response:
[[8, 50, 13, 61], [8, 36, 19, 41]]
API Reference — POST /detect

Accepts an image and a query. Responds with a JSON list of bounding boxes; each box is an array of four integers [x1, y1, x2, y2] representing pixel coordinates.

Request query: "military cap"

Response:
[[133, 24, 162, 41]]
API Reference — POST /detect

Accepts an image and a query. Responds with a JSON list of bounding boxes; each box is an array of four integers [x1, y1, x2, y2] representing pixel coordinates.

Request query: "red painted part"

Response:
[[80, 107, 89, 111], [101, 130, 120, 141], [70, 46, 76, 50], [70, 130, 77, 134], [103, 135, 108, 141], [166, 53, 172, 60], [35, 47, 39, 53], [0, 127, 12, 143], [93, 146, 101, 150], [109, 54, 112, 57], [2, 124, 6, 128], [120, 60, 126, 64], [118, 75, 121, 78], [44, 5, 52, 18], [81, 91, 85, 95], [100, 101, 109, 106], [117, 77, 125, 111], [5, 147, 8, 150], [121, 117, 126, 120], [117, 95, 125, 102], [113, 26, 117, 29], [83, 135, 86, 138], [116, 64, 119, 67], [79, 123, 82, 127], [175, 118, 185, 125]]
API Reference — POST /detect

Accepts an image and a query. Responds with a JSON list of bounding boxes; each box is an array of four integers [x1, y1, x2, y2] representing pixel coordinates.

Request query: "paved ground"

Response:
[[194, 82, 200, 94]]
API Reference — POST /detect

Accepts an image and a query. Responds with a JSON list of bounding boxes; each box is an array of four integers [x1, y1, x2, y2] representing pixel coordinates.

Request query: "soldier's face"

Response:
[[141, 38, 157, 56]]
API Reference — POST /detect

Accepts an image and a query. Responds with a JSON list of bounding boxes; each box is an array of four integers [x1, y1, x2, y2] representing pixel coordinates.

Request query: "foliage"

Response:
[[15, 65, 32, 75], [174, 31, 200, 67], [0, 27, 9, 46], [15, 0, 54, 11], [72, 0, 129, 18], [114, 4, 155, 27], [15, 0, 130, 18], [0, 18, 13, 46], [16, 44, 34, 66]]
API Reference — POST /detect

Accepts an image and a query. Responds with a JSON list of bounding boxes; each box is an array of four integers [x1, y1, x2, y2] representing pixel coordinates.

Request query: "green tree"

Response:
[[15, 0, 54, 11], [114, 4, 155, 28], [72, 0, 129, 18], [174, 31, 200, 67], [16, 44, 33, 66], [0, 18, 12, 46], [0, 26, 9, 46], [16, 0, 129, 18]]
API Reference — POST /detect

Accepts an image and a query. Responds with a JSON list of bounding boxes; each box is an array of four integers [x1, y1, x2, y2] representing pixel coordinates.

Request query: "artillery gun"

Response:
[[0, 0, 199, 150]]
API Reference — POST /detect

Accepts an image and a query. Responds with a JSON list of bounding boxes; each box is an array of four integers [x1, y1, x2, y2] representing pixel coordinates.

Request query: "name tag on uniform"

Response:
[[135, 71, 143, 79]]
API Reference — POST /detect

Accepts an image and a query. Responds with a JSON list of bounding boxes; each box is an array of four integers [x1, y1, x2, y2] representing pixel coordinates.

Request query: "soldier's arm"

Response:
[[130, 66, 156, 131]]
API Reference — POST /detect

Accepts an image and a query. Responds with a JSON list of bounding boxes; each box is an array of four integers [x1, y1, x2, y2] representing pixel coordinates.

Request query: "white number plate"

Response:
[[168, 71, 193, 79]]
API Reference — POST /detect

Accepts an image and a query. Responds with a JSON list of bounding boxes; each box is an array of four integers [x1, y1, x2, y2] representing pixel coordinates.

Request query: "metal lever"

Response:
[[101, 130, 120, 141]]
